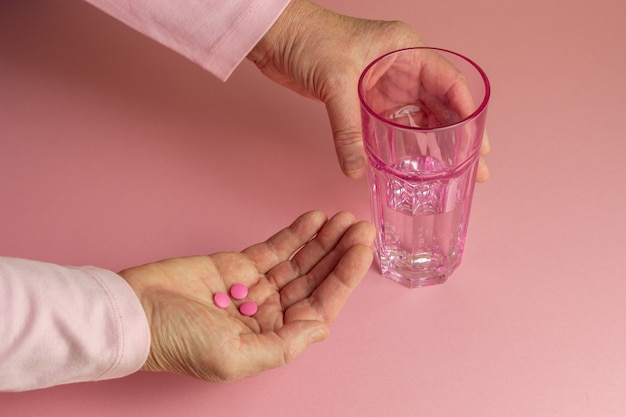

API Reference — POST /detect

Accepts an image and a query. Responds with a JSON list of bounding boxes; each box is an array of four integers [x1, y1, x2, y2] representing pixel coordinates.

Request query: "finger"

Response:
[[266, 211, 356, 289], [480, 129, 491, 156], [238, 244, 373, 378], [324, 80, 368, 179], [281, 221, 375, 311], [418, 51, 476, 120], [476, 155, 490, 182], [475, 129, 490, 182], [243, 211, 328, 274], [285, 243, 374, 324], [276, 321, 329, 363]]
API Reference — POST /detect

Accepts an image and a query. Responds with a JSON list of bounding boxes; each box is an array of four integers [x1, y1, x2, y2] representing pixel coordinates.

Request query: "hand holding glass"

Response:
[[359, 47, 490, 288]]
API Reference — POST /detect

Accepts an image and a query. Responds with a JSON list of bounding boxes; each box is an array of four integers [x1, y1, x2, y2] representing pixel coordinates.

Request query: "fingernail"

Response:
[[342, 155, 365, 177], [308, 328, 329, 344]]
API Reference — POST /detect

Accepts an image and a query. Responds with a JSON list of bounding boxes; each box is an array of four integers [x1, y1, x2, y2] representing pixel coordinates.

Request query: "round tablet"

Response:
[[213, 292, 231, 309], [239, 301, 258, 317], [230, 283, 248, 300]]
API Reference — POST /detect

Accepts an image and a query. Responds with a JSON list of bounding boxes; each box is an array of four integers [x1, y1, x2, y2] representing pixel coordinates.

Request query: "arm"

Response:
[[82, 0, 291, 81], [1, 211, 374, 389], [82, 0, 490, 180], [0, 257, 150, 392]]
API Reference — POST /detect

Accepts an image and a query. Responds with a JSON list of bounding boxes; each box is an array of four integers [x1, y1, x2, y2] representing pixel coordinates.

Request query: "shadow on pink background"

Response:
[[1, 0, 625, 416]]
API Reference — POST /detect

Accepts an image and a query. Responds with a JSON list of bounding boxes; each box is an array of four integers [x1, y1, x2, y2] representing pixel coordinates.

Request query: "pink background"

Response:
[[2, 0, 625, 416]]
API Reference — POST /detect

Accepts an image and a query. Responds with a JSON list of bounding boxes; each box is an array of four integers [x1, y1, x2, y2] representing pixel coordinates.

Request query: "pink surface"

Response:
[[1, 0, 625, 416]]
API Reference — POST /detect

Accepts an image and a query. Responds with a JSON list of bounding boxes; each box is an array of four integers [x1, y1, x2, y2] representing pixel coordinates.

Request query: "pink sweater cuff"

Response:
[[0, 258, 150, 391], [81, 265, 151, 382], [84, 0, 292, 81]]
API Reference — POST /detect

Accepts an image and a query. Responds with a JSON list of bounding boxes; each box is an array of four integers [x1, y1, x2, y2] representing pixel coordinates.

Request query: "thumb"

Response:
[[276, 320, 329, 364], [233, 321, 328, 380], [239, 321, 329, 378], [324, 86, 368, 179]]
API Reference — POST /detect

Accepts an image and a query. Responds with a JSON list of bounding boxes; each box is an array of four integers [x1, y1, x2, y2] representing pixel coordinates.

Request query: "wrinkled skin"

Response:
[[120, 211, 375, 382], [248, 0, 490, 181]]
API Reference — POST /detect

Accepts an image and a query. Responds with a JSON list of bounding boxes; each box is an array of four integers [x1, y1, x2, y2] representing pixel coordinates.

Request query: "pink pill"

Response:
[[239, 301, 258, 317], [213, 292, 230, 309], [230, 283, 248, 300]]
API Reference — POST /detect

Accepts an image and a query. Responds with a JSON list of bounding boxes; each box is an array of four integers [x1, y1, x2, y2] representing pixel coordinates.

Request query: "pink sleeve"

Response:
[[0, 257, 150, 392], [83, 0, 292, 81]]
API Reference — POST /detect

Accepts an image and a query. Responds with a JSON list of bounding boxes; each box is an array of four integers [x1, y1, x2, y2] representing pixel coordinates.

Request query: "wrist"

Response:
[[247, 0, 319, 66]]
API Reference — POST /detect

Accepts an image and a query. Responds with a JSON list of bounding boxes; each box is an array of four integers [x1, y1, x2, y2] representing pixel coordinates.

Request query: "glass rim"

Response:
[[358, 47, 491, 131]]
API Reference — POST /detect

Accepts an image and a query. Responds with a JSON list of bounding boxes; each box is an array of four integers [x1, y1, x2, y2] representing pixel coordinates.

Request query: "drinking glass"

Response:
[[358, 47, 490, 288]]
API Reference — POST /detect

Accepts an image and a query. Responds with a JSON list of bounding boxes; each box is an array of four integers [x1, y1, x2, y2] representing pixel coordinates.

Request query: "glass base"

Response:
[[383, 271, 449, 288], [376, 250, 461, 288]]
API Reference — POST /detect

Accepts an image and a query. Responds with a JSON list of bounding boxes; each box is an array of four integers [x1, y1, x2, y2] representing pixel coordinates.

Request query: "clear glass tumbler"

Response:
[[358, 47, 490, 288]]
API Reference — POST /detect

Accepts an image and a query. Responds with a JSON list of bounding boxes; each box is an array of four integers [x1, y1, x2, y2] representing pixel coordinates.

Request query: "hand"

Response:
[[248, 0, 490, 181], [119, 211, 375, 382]]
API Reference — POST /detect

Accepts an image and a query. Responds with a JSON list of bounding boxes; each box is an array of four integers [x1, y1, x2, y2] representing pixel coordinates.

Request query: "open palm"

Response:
[[119, 211, 375, 382]]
